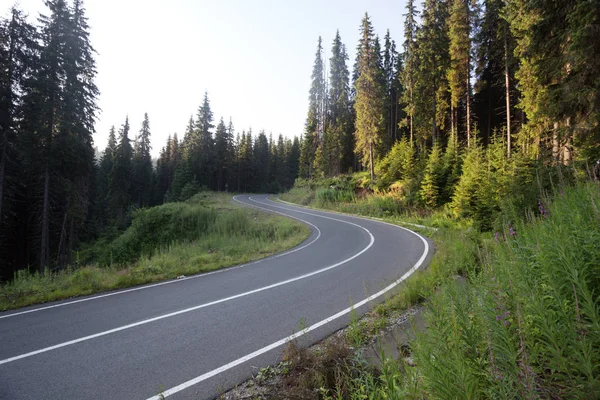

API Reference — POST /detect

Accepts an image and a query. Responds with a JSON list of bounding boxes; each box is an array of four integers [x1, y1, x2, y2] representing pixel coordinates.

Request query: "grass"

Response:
[[278, 178, 600, 399], [0, 192, 310, 311]]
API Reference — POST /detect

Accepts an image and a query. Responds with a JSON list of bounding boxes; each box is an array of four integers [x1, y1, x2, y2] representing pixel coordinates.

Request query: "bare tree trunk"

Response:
[[563, 117, 572, 165], [450, 103, 455, 146], [466, 78, 471, 148], [504, 25, 512, 158], [369, 141, 374, 181], [40, 168, 50, 274], [410, 115, 414, 147], [552, 121, 560, 163]]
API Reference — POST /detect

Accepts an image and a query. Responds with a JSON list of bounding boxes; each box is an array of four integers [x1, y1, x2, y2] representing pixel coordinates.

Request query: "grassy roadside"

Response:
[[0, 192, 310, 311], [267, 181, 600, 399]]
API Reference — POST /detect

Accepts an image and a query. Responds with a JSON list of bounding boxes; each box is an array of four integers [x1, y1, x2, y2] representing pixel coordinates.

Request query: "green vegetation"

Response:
[[0, 192, 309, 311], [278, 176, 600, 399]]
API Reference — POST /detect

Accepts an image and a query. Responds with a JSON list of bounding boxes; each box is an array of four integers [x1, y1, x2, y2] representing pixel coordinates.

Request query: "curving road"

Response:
[[0, 195, 431, 400]]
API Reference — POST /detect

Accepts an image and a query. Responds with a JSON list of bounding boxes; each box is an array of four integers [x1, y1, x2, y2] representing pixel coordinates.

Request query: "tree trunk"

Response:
[[0, 149, 5, 225], [369, 140, 375, 181], [56, 210, 68, 267], [450, 103, 455, 146], [40, 168, 50, 274], [432, 94, 437, 144], [504, 25, 512, 158], [67, 218, 74, 265], [552, 122, 560, 163], [466, 78, 471, 148], [563, 117, 572, 166]]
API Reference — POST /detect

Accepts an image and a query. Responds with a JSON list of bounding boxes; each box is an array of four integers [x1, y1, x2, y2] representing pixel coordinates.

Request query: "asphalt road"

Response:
[[0, 195, 431, 400]]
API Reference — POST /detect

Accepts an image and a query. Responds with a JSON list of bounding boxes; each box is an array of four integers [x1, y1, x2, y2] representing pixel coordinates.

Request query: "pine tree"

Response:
[[192, 91, 215, 187], [354, 13, 386, 181], [328, 31, 354, 175], [382, 30, 401, 150], [96, 126, 116, 225], [19, 0, 98, 271], [401, 0, 418, 145], [508, 0, 600, 162], [299, 37, 326, 178], [109, 117, 132, 225], [448, 0, 474, 147], [473, 0, 516, 152], [0, 7, 37, 227], [154, 134, 171, 204], [132, 113, 153, 206], [254, 131, 270, 192], [413, 0, 451, 147], [214, 117, 230, 191], [419, 144, 444, 207]]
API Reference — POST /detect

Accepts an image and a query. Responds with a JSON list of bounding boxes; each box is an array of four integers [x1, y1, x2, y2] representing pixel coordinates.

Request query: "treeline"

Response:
[[299, 2, 600, 184], [96, 95, 301, 234], [0, 1, 97, 280], [0, 2, 300, 281]]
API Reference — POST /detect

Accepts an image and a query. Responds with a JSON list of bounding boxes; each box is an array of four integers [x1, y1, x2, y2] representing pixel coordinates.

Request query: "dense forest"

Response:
[[0, 1, 300, 281], [300, 2, 599, 181], [297, 1, 599, 228], [1, 0, 599, 282]]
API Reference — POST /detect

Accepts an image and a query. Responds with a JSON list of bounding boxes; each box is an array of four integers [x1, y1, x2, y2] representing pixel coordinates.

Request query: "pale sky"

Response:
[[4, 0, 407, 157]]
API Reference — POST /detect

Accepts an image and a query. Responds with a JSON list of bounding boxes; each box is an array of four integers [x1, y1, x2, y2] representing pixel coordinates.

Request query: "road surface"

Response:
[[0, 195, 431, 400]]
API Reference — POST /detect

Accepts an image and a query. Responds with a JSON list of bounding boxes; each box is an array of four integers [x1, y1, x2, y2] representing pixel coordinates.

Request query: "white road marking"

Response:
[[0, 197, 374, 366], [0, 196, 322, 321], [276, 196, 438, 231], [146, 198, 429, 399]]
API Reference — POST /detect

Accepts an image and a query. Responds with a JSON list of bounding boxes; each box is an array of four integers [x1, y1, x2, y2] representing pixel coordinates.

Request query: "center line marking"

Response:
[[0, 196, 374, 366], [146, 197, 430, 399]]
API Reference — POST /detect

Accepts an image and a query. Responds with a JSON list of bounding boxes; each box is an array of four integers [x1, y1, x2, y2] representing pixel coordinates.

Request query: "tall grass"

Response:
[[0, 192, 310, 310], [278, 182, 600, 399], [316, 183, 600, 399]]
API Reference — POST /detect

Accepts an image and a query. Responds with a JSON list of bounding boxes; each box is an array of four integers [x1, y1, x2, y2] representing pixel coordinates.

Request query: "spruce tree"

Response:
[[19, 0, 98, 271], [354, 13, 386, 181], [154, 135, 171, 204], [299, 37, 326, 178], [192, 92, 215, 188], [448, 0, 474, 147], [419, 144, 444, 207], [382, 30, 401, 150], [401, 0, 418, 145], [132, 113, 153, 206], [413, 0, 451, 147], [109, 117, 133, 225], [214, 117, 230, 191], [0, 7, 37, 227], [96, 126, 116, 225], [328, 31, 354, 175]]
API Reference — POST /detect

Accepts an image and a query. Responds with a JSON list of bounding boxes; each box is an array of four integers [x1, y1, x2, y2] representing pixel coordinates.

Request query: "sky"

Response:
[[4, 0, 408, 157]]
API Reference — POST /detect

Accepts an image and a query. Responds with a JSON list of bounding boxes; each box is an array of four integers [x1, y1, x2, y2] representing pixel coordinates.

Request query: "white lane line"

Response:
[[145, 208, 430, 400], [0, 196, 322, 321], [276, 197, 438, 231], [0, 200, 374, 366]]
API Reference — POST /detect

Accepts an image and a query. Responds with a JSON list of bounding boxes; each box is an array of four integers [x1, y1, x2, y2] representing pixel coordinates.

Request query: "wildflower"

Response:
[[494, 232, 500, 242], [538, 198, 549, 218], [508, 222, 517, 237]]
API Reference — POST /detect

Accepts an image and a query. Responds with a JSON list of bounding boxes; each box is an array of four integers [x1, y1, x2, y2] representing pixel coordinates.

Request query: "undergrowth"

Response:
[[0, 192, 310, 311], [278, 177, 599, 399]]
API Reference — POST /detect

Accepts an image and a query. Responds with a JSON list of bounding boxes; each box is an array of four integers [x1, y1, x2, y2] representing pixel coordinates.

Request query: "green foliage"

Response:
[[0, 192, 310, 310], [316, 188, 356, 205], [410, 183, 600, 398], [375, 137, 415, 188], [419, 144, 444, 207]]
